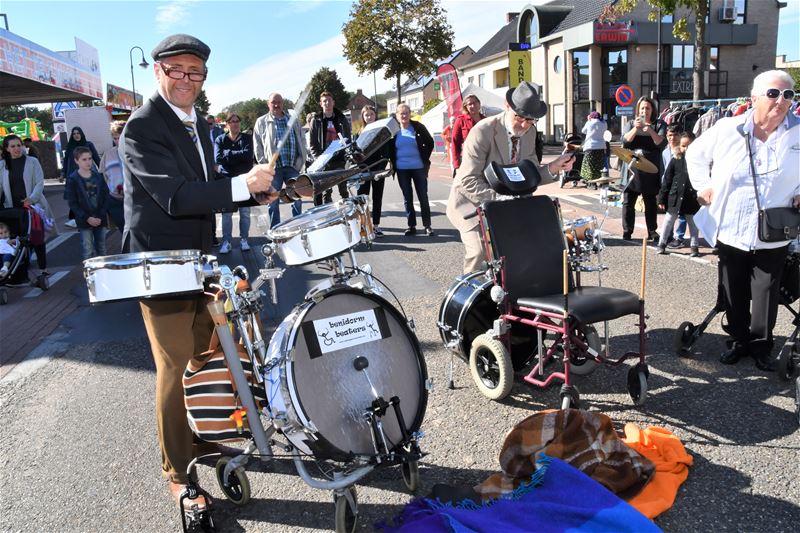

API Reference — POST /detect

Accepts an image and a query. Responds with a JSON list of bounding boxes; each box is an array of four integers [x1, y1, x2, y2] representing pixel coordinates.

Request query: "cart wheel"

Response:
[[559, 383, 581, 410], [334, 487, 358, 533], [215, 457, 250, 506], [569, 325, 601, 376], [0, 289, 7, 305], [673, 321, 696, 356], [37, 273, 49, 291], [627, 363, 649, 406], [469, 333, 513, 400], [401, 460, 420, 493], [778, 341, 799, 381]]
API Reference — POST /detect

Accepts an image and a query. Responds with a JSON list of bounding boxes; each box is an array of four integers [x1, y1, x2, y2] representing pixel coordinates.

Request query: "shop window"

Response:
[[602, 48, 628, 118], [671, 45, 694, 69], [494, 68, 509, 88], [478, 73, 485, 88], [709, 47, 719, 71], [733, 0, 746, 25], [572, 50, 590, 102], [519, 9, 540, 46], [553, 55, 562, 73]]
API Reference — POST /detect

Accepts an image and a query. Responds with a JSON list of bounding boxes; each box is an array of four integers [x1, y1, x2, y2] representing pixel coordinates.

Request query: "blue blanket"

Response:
[[379, 456, 661, 533]]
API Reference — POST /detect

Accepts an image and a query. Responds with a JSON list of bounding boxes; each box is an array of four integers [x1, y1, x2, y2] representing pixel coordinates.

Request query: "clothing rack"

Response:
[[667, 97, 738, 106]]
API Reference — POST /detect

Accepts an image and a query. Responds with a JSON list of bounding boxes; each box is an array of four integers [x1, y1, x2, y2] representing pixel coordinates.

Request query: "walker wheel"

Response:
[[0, 289, 7, 305], [778, 340, 799, 381], [401, 460, 420, 493], [469, 333, 513, 400], [568, 325, 601, 375], [674, 321, 696, 356], [627, 363, 649, 406], [334, 487, 358, 533], [559, 383, 581, 410], [215, 457, 250, 506]]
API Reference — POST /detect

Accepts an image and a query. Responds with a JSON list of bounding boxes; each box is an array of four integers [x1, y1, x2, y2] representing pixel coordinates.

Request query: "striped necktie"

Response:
[[510, 136, 519, 164], [182, 119, 198, 143]]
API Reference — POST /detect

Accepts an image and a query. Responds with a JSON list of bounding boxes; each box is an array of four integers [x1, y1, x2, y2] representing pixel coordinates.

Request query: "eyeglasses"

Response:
[[159, 63, 207, 82], [514, 113, 536, 124], [762, 88, 795, 100]]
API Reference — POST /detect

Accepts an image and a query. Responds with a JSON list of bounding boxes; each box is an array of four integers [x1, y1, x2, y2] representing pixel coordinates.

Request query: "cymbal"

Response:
[[591, 175, 622, 185], [611, 146, 658, 174]]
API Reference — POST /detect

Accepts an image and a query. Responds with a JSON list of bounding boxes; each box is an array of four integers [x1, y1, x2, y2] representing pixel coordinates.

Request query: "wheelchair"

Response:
[[438, 160, 651, 410]]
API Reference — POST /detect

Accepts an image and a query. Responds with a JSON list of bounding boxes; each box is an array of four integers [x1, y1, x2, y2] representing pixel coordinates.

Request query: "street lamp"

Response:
[[129, 46, 149, 109]]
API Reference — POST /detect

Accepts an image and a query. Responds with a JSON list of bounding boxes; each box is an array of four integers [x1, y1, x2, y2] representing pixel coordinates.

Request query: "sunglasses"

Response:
[[762, 88, 795, 100]]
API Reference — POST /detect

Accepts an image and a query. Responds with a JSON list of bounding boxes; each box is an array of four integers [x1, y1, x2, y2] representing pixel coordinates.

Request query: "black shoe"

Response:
[[404, 227, 417, 236], [690, 246, 700, 257], [667, 239, 684, 249], [753, 355, 776, 372], [720, 343, 747, 365], [648, 231, 660, 243], [657, 244, 667, 255], [212, 238, 220, 247], [424, 226, 435, 236], [622, 232, 632, 240]]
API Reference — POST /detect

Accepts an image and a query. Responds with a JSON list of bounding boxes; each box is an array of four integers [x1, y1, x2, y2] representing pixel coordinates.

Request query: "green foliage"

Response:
[[0, 105, 53, 134], [785, 68, 800, 90], [421, 98, 441, 114], [195, 89, 211, 116], [222, 98, 268, 131], [342, 0, 455, 101], [300, 67, 352, 122]]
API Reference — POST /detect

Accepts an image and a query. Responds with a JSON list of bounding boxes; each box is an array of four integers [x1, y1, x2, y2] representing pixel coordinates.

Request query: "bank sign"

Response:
[[594, 21, 637, 44]]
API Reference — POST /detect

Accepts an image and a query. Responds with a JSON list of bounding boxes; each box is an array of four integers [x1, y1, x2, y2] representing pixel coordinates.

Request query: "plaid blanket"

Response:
[[475, 409, 655, 501]]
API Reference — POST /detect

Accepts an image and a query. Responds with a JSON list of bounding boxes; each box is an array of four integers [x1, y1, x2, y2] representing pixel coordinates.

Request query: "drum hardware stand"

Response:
[[178, 482, 215, 533], [256, 244, 284, 305]]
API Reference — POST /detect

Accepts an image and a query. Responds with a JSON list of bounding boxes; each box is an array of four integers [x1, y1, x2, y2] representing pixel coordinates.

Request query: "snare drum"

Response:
[[571, 216, 598, 240], [83, 250, 203, 303], [268, 200, 362, 265], [264, 286, 428, 462]]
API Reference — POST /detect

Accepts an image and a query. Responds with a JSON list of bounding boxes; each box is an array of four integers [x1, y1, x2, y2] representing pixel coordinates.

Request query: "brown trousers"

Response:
[[460, 226, 488, 274], [140, 297, 214, 483]]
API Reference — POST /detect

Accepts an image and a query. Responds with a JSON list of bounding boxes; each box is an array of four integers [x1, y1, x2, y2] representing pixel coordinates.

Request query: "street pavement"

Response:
[[0, 149, 798, 532]]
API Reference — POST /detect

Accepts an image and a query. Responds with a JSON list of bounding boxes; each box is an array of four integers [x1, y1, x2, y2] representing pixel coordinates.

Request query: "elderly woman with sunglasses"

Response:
[[686, 69, 800, 372]]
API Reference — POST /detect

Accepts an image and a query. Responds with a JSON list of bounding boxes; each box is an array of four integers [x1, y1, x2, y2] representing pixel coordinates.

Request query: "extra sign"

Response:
[[615, 85, 634, 107]]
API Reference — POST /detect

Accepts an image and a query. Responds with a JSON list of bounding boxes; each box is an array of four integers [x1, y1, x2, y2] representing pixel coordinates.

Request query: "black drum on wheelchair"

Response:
[[438, 159, 650, 409]]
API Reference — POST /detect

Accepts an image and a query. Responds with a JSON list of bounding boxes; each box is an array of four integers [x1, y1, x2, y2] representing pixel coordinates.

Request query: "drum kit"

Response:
[[83, 117, 429, 533]]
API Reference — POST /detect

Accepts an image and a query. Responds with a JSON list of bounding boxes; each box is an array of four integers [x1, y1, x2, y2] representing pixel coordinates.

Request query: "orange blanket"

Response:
[[623, 424, 693, 518]]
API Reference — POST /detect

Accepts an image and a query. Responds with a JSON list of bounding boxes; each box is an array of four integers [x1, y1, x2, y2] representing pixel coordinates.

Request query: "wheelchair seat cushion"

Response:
[[515, 286, 640, 324]]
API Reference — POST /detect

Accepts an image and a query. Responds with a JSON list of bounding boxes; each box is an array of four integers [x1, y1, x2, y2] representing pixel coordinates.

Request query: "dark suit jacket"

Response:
[[120, 93, 246, 253]]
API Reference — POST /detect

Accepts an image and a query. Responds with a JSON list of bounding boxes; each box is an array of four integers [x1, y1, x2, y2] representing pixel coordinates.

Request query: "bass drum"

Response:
[[265, 286, 427, 462], [438, 272, 536, 370]]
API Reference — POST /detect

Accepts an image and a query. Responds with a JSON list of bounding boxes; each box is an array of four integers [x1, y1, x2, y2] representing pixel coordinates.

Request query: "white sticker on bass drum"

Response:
[[307, 307, 389, 356], [502, 166, 525, 182]]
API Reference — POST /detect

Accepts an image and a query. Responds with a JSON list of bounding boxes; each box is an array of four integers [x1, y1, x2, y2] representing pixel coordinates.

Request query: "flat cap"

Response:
[[151, 34, 210, 62]]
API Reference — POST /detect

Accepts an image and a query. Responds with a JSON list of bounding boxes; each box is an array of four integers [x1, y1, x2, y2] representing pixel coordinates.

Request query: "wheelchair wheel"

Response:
[[568, 325, 601, 376], [778, 340, 799, 381], [674, 321, 696, 357], [401, 460, 420, 493], [215, 457, 250, 506], [334, 487, 358, 533], [559, 384, 581, 410], [469, 333, 513, 400], [627, 363, 649, 406]]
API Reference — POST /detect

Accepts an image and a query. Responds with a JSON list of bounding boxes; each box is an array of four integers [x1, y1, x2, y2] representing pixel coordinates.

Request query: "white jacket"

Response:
[[0, 156, 56, 227], [581, 119, 607, 151], [685, 111, 800, 249]]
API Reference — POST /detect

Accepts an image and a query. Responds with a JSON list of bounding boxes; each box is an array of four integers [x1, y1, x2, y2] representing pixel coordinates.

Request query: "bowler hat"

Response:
[[505, 81, 547, 119], [152, 34, 211, 62]]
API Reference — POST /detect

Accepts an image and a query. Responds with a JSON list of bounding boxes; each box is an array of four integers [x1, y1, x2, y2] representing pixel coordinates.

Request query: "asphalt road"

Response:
[[0, 158, 798, 532]]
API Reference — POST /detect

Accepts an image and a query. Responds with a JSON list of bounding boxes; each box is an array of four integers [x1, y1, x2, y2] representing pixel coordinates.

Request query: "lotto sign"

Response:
[[304, 308, 391, 356], [615, 85, 634, 107]]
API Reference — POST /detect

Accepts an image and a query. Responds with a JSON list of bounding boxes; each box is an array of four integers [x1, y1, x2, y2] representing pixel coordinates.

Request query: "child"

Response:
[[657, 132, 701, 257], [0, 222, 18, 278], [65, 146, 109, 260]]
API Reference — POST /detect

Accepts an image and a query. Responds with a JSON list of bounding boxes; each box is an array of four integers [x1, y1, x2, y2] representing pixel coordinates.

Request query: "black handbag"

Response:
[[745, 132, 800, 242]]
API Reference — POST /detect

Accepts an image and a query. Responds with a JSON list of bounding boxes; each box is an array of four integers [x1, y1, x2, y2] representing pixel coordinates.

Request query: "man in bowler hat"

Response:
[[119, 33, 276, 509], [446, 81, 575, 273]]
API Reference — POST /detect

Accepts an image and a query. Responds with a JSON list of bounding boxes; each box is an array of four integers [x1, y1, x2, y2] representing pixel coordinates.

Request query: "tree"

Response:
[[421, 98, 441, 114], [342, 0, 455, 102], [0, 105, 53, 135], [222, 98, 268, 131], [603, 0, 708, 101], [300, 67, 351, 122], [195, 89, 211, 116], [785, 67, 800, 91]]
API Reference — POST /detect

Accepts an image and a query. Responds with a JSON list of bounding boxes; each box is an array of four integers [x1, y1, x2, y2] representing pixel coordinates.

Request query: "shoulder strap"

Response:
[[744, 131, 762, 212]]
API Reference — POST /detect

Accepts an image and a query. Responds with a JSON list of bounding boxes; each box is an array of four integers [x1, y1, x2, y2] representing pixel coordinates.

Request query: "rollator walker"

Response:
[[438, 159, 651, 409]]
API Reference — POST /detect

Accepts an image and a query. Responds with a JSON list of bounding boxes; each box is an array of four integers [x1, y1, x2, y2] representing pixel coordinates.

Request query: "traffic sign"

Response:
[[616, 106, 634, 116], [53, 101, 78, 120], [615, 85, 634, 107]]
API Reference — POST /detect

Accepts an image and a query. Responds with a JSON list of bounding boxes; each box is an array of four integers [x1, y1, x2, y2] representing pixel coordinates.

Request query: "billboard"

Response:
[[107, 83, 143, 110], [0, 29, 103, 100]]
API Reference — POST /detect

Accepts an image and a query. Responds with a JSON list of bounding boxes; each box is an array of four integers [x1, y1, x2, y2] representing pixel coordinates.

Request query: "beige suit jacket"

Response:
[[446, 112, 553, 232]]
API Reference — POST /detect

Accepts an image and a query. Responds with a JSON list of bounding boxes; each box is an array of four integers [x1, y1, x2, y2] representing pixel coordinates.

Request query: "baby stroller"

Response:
[[0, 207, 49, 305], [673, 239, 799, 384], [439, 160, 650, 409], [558, 133, 585, 188]]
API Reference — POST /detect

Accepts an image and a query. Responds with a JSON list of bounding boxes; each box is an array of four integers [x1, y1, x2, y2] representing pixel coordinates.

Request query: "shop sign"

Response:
[[107, 83, 142, 111], [594, 21, 637, 44], [670, 69, 693, 96], [508, 49, 531, 88], [616, 106, 634, 116], [53, 100, 77, 120]]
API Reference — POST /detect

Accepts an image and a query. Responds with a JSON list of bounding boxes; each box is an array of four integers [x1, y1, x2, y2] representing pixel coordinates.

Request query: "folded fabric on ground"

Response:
[[475, 409, 655, 501], [623, 424, 693, 518], [378, 455, 661, 533]]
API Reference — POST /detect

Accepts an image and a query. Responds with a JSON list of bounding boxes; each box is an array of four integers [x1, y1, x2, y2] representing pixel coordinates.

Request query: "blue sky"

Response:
[[3, 0, 799, 113]]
